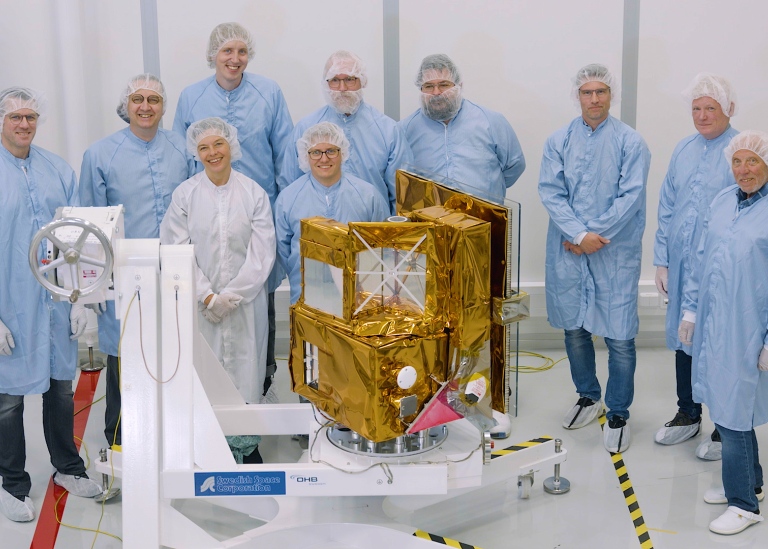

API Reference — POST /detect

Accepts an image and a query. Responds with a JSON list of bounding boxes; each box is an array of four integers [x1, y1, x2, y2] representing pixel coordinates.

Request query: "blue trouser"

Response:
[[0, 379, 87, 497], [564, 327, 636, 420], [674, 350, 702, 419], [716, 423, 763, 513]]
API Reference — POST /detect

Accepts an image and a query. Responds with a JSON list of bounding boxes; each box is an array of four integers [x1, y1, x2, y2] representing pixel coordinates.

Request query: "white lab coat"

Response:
[[160, 169, 276, 402]]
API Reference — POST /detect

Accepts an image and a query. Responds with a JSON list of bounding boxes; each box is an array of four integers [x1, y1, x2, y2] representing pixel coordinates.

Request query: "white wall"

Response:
[[3, 0, 766, 338]]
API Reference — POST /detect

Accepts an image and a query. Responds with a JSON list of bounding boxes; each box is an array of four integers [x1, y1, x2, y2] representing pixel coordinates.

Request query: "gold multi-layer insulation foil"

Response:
[[298, 217, 448, 338], [290, 307, 449, 442], [289, 207, 496, 439], [410, 206, 491, 351], [396, 170, 511, 411]]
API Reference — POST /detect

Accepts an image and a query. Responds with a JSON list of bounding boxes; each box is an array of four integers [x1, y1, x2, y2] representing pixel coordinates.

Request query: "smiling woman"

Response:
[[197, 135, 232, 186], [160, 115, 276, 465]]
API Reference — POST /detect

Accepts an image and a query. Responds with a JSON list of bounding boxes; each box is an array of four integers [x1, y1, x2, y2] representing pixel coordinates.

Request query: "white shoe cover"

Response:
[[490, 410, 511, 439], [704, 486, 765, 505], [709, 506, 763, 535], [604, 419, 631, 453], [53, 472, 103, 498], [562, 398, 603, 430], [259, 382, 280, 404], [696, 439, 723, 461], [654, 415, 701, 445], [0, 488, 35, 522]]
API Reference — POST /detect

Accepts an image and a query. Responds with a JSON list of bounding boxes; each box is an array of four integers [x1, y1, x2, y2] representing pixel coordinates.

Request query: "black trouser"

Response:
[[264, 291, 277, 395], [0, 380, 87, 497], [105, 354, 121, 446], [674, 350, 702, 419]]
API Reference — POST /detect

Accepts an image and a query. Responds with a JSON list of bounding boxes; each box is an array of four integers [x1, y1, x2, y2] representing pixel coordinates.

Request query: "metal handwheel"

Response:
[[28, 217, 114, 303]]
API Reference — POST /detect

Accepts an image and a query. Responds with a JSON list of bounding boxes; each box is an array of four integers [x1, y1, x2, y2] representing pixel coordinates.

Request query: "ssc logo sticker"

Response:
[[194, 472, 286, 496]]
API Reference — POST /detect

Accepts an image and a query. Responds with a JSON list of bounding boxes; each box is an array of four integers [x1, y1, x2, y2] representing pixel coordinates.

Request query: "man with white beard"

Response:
[[398, 54, 526, 202], [279, 50, 412, 214]]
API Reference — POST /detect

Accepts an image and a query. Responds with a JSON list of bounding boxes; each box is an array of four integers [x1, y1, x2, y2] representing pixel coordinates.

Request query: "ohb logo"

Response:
[[290, 475, 318, 483]]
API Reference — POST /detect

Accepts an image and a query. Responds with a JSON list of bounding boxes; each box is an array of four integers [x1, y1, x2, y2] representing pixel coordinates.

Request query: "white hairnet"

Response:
[[0, 87, 46, 134], [295, 121, 350, 173], [206, 22, 254, 69], [571, 63, 617, 103], [724, 130, 768, 167], [186, 117, 243, 162], [682, 73, 737, 117], [116, 73, 167, 123], [415, 54, 462, 88], [323, 50, 368, 87], [323, 50, 366, 115]]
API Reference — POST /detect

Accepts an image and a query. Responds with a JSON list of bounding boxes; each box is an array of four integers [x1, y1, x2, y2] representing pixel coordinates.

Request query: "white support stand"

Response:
[[98, 239, 568, 548]]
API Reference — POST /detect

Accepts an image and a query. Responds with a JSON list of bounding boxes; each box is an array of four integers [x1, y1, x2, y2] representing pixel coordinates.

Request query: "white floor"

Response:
[[2, 343, 767, 549]]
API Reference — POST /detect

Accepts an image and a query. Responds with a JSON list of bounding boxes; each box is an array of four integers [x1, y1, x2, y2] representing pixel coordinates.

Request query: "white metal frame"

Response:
[[95, 239, 568, 548]]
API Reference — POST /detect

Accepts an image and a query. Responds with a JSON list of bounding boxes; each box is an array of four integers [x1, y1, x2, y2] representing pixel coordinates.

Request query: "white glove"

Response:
[[70, 303, 88, 340], [759, 347, 768, 372], [204, 292, 242, 323], [655, 266, 668, 298], [201, 308, 220, 324], [0, 319, 15, 356], [82, 309, 99, 348], [678, 320, 695, 346], [86, 301, 108, 315]]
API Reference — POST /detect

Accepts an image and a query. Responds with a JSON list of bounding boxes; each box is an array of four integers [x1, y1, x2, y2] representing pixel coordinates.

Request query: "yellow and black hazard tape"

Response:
[[490, 435, 552, 459], [413, 529, 483, 548], [598, 415, 654, 549]]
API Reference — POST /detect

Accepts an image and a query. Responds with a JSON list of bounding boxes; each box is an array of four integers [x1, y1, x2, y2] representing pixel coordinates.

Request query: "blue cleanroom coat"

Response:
[[398, 99, 525, 203], [653, 127, 738, 351], [682, 185, 768, 431], [538, 116, 650, 340], [0, 145, 79, 395], [79, 127, 195, 356]]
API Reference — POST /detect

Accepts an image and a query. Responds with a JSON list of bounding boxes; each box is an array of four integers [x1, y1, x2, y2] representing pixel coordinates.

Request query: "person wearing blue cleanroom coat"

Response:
[[398, 54, 525, 204], [0, 87, 102, 523], [652, 73, 738, 458], [538, 64, 650, 454], [173, 22, 293, 402], [79, 74, 195, 448], [679, 130, 768, 536], [279, 50, 412, 215], [275, 122, 389, 305]]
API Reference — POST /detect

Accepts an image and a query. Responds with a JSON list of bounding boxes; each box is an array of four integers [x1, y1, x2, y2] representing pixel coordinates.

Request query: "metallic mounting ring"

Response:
[[28, 217, 114, 303]]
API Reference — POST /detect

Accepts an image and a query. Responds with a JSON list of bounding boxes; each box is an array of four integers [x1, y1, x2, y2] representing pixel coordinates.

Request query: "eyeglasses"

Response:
[[308, 148, 340, 160], [7, 113, 39, 125], [421, 81, 455, 93], [579, 88, 610, 98], [130, 94, 162, 105], [327, 77, 359, 89]]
